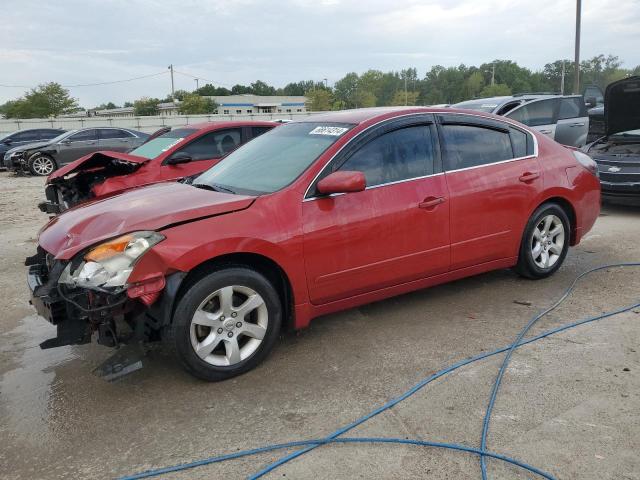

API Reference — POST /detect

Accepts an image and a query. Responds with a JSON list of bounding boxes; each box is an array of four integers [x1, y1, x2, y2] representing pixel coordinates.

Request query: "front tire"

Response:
[[166, 267, 282, 381], [515, 203, 570, 279], [28, 153, 56, 176]]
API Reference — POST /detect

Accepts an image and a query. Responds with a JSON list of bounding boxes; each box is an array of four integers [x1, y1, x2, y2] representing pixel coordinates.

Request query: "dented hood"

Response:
[[38, 182, 255, 260], [47, 150, 149, 183], [605, 76, 640, 136]]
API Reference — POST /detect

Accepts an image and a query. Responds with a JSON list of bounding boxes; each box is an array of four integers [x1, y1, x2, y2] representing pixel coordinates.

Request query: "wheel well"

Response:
[[540, 197, 577, 245], [176, 253, 295, 331]]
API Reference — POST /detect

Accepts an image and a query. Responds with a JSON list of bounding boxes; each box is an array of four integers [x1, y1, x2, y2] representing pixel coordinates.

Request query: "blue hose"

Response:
[[118, 263, 640, 480]]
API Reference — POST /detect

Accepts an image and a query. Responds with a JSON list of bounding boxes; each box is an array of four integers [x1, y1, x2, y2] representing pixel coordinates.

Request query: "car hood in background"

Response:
[[605, 76, 640, 136], [47, 150, 149, 182], [5, 140, 52, 155], [38, 182, 255, 260]]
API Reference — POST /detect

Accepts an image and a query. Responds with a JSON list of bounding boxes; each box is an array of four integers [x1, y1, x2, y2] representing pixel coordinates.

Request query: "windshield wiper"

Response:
[[210, 183, 236, 194], [192, 183, 236, 194]]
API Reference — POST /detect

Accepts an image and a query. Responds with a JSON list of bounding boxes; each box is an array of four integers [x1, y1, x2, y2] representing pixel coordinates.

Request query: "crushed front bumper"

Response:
[[26, 249, 134, 350], [38, 184, 64, 214]]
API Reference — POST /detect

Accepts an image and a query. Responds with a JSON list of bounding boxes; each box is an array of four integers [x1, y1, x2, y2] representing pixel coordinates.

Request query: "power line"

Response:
[[173, 70, 233, 88], [0, 71, 168, 89]]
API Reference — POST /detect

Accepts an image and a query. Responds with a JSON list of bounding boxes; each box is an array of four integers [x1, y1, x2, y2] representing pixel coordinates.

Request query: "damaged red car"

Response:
[[27, 107, 601, 381], [39, 121, 278, 214]]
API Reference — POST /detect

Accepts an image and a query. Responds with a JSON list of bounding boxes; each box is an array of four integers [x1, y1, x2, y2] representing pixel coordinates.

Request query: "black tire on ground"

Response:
[[515, 203, 571, 280], [27, 153, 57, 176], [165, 267, 282, 381]]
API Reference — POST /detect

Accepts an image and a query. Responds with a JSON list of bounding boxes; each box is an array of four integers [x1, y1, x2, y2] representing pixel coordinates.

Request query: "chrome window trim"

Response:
[[302, 110, 539, 201]]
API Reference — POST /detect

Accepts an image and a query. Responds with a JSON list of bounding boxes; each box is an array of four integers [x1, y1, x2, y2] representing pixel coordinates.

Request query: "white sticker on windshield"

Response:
[[161, 138, 185, 151], [309, 126, 348, 136]]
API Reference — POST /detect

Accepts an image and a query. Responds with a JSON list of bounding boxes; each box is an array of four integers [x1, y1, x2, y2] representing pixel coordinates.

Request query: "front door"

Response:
[[506, 98, 559, 140], [555, 97, 589, 147], [438, 114, 543, 270], [98, 128, 136, 152], [302, 122, 450, 305], [57, 129, 99, 165]]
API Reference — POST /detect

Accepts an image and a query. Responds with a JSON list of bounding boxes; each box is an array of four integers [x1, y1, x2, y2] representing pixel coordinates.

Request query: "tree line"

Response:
[[1, 54, 637, 118]]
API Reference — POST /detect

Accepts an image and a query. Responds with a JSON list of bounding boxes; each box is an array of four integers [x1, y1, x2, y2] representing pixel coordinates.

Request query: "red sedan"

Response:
[[28, 107, 600, 381], [39, 121, 278, 213]]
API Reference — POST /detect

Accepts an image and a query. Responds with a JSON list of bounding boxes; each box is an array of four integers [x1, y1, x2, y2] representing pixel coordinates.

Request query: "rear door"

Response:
[[161, 127, 243, 180], [506, 98, 559, 139], [438, 114, 542, 270], [57, 129, 99, 165], [302, 118, 450, 304], [98, 128, 136, 152], [554, 97, 589, 147]]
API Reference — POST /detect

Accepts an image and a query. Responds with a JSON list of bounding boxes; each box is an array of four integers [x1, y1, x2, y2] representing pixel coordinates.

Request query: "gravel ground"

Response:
[[0, 171, 638, 480]]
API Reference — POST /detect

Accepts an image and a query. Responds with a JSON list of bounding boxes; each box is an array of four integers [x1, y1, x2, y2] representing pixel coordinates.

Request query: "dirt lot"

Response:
[[0, 171, 639, 480]]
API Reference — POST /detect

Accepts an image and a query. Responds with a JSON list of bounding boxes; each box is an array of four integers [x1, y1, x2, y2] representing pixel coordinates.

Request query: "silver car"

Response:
[[453, 95, 590, 147]]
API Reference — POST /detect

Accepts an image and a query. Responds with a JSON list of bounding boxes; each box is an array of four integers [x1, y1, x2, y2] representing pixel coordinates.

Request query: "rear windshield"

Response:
[[195, 122, 353, 195], [129, 128, 197, 159]]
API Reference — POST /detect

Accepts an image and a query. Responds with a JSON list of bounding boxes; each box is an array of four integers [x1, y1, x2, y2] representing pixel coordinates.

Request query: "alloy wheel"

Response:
[[530, 214, 565, 269], [189, 285, 268, 366], [31, 156, 55, 176]]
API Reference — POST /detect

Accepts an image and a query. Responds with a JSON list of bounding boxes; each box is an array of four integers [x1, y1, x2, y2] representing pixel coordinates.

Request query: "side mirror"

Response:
[[60, 139, 71, 145], [167, 152, 192, 165], [585, 97, 597, 108], [317, 171, 366, 195]]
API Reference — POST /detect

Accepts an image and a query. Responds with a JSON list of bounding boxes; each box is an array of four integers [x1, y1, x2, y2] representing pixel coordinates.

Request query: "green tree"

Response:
[[305, 89, 334, 111], [95, 102, 118, 110], [123, 101, 134, 107], [479, 83, 512, 97], [334, 72, 360, 108], [231, 84, 252, 95], [3, 82, 78, 118], [250, 80, 277, 96], [178, 94, 218, 114], [389, 90, 420, 106], [133, 97, 161, 116], [462, 71, 485, 99], [197, 84, 231, 96]]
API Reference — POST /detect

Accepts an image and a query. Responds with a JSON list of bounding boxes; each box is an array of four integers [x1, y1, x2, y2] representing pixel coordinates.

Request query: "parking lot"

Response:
[[0, 171, 638, 479]]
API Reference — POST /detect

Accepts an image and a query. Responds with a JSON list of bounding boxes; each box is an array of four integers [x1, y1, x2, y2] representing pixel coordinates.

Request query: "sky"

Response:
[[1, 0, 639, 107]]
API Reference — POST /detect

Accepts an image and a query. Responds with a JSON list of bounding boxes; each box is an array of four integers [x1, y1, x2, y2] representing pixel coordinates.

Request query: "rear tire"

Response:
[[165, 267, 282, 381], [515, 203, 570, 279], [28, 153, 56, 176]]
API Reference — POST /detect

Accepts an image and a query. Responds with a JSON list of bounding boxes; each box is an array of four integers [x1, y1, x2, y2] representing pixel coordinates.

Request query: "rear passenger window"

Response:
[[507, 99, 557, 126], [441, 124, 513, 170], [338, 125, 434, 187], [510, 128, 529, 157], [99, 129, 134, 139], [558, 98, 583, 119]]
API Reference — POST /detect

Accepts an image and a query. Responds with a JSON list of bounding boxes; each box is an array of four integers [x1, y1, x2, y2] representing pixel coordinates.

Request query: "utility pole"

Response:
[[491, 64, 495, 86], [323, 78, 328, 88], [573, 0, 582, 94], [168, 64, 175, 99], [194, 78, 199, 91], [404, 76, 408, 106], [560, 61, 566, 95]]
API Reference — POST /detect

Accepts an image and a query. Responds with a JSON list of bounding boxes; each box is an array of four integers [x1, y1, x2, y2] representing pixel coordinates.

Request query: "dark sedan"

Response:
[[5, 127, 148, 176], [0, 128, 66, 169]]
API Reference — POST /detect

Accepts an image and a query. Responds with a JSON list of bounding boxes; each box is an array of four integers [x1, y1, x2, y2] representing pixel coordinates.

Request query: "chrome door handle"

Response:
[[419, 196, 445, 209], [569, 122, 585, 127], [519, 172, 540, 183], [539, 129, 552, 135]]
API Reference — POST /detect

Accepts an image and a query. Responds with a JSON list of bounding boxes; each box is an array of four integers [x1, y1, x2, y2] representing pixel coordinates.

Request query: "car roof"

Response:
[[185, 120, 279, 131], [292, 106, 517, 126]]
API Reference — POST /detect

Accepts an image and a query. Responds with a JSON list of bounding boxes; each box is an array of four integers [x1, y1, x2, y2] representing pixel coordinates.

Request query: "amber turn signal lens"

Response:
[[85, 234, 133, 262]]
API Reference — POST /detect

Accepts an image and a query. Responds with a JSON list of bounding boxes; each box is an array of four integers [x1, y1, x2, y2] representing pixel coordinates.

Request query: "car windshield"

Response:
[[50, 130, 76, 143], [195, 122, 354, 195], [129, 128, 197, 159], [0, 131, 17, 141]]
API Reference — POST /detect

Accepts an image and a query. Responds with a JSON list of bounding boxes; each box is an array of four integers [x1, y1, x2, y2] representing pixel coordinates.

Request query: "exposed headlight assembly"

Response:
[[59, 231, 164, 290]]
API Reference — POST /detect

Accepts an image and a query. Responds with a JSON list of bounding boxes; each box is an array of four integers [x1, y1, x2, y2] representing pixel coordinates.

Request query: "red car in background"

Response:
[[39, 121, 278, 214], [27, 107, 600, 381]]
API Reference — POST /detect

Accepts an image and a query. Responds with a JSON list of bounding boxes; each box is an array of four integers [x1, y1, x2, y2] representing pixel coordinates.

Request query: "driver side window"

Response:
[[337, 125, 434, 187], [175, 128, 242, 161]]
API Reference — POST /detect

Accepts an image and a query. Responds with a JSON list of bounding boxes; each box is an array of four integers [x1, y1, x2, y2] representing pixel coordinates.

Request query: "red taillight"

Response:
[[572, 150, 599, 178]]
